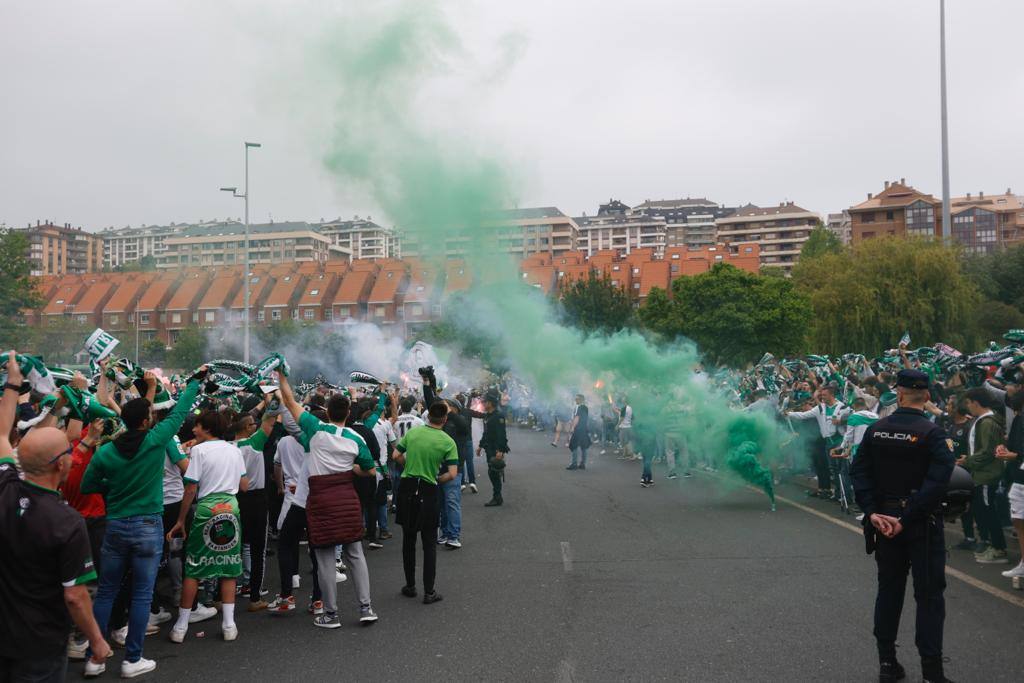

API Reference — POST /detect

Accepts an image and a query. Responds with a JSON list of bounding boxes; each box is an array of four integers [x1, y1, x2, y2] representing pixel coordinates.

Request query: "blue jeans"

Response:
[[438, 473, 462, 541], [460, 439, 476, 484], [92, 515, 163, 663], [642, 452, 653, 482]]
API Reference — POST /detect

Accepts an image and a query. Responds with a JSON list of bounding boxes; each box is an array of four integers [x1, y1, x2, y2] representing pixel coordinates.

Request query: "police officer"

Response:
[[850, 369, 955, 683], [477, 391, 509, 507]]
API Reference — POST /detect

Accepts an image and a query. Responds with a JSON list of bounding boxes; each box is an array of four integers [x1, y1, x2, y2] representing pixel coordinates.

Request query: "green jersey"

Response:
[[395, 425, 458, 485]]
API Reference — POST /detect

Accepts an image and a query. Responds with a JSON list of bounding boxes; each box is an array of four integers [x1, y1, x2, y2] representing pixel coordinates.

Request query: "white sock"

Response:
[[222, 603, 235, 628], [174, 608, 191, 631]]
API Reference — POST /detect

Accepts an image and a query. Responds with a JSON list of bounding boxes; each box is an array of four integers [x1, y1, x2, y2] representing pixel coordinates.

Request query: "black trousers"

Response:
[[397, 477, 439, 594], [238, 489, 268, 602], [809, 437, 831, 491], [873, 516, 945, 659], [354, 476, 377, 541], [276, 503, 320, 600], [486, 450, 503, 500]]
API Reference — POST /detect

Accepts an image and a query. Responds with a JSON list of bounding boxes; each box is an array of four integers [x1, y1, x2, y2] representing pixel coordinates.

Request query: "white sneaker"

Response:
[[335, 571, 348, 583], [1001, 561, 1024, 578], [111, 626, 127, 647], [436, 536, 449, 545], [67, 637, 88, 660], [292, 574, 301, 589], [169, 626, 187, 644], [120, 657, 156, 678], [148, 608, 172, 626], [469, 483, 478, 493], [188, 604, 217, 623], [83, 659, 105, 678], [222, 624, 238, 641]]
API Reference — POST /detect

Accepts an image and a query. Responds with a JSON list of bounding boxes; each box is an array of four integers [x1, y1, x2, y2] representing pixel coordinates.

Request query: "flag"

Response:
[[85, 328, 120, 363], [899, 331, 911, 347]]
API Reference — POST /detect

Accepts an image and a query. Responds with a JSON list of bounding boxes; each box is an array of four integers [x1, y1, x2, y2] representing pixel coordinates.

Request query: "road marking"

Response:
[[560, 541, 573, 572], [769, 489, 1024, 610]]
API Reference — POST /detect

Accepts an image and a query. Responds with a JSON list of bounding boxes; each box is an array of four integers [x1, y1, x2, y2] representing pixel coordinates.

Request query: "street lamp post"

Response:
[[220, 141, 261, 363], [939, 0, 951, 242]]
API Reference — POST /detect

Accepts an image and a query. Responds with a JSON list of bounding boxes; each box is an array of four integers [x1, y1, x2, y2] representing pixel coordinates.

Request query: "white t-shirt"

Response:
[[236, 434, 267, 490], [619, 405, 633, 429], [162, 436, 187, 506], [372, 420, 396, 468], [296, 412, 373, 477], [274, 434, 310, 514], [184, 439, 246, 500], [396, 413, 424, 439]]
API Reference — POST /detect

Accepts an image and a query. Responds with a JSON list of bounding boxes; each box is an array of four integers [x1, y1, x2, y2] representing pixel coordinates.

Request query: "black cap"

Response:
[[896, 369, 930, 390]]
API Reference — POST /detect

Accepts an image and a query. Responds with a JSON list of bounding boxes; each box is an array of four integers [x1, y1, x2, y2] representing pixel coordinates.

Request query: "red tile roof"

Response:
[[637, 261, 670, 298], [42, 281, 85, 315], [105, 277, 150, 313], [137, 277, 176, 312], [444, 260, 472, 294], [333, 269, 375, 305], [368, 263, 406, 304], [296, 273, 339, 307], [404, 264, 439, 304], [198, 275, 240, 310], [166, 273, 209, 311], [71, 278, 114, 314], [265, 274, 305, 308], [230, 273, 273, 309]]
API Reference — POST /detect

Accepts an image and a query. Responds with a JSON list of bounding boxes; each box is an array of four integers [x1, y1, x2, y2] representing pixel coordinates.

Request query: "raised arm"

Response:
[[0, 351, 23, 459]]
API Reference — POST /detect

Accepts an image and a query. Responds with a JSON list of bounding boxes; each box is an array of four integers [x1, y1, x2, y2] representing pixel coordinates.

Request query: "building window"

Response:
[[110, 315, 119, 326], [257, 311, 265, 322], [309, 289, 319, 296], [205, 311, 215, 322], [324, 309, 332, 321], [171, 313, 182, 324], [861, 212, 876, 223], [192, 312, 199, 323], [303, 309, 314, 320], [271, 310, 281, 321], [410, 303, 423, 316], [906, 201, 935, 237], [338, 306, 350, 317], [886, 210, 894, 220], [140, 313, 150, 324], [374, 306, 386, 318]]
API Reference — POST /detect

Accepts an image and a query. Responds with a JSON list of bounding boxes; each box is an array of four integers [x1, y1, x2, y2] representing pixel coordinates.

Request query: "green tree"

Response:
[[30, 317, 89, 365], [0, 229, 42, 348], [559, 270, 634, 335], [167, 327, 207, 371], [799, 224, 844, 260], [975, 300, 1024, 345], [140, 338, 167, 366], [792, 236, 979, 355], [962, 244, 1024, 312], [639, 263, 811, 367], [637, 286, 673, 336]]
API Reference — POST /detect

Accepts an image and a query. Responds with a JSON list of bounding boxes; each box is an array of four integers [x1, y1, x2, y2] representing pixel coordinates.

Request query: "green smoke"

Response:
[[289, 1, 787, 488]]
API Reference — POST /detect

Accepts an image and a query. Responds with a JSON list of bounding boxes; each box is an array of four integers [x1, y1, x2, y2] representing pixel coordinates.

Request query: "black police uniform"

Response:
[[850, 370, 955, 680], [479, 409, 509, 506]]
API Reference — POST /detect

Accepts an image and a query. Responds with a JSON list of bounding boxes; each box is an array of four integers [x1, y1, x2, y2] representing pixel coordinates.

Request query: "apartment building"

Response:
[[317, 218, 398, 260], [398, 207, 579, 260], [18, 221, 103, 276], [156, 221, 351, 269], [633, 198, 735, 249], [100, 224, 179, 269], [848, 180, 941, 243], [575, 200, 667, 257], [715, 202, 819, 273], [826, 211, 852, 244], [949, 190, 1023, 253]]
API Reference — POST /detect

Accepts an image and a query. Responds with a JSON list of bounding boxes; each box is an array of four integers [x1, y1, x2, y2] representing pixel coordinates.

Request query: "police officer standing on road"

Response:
[[851, 369, 956, 683], [477, 391, 508, 508]]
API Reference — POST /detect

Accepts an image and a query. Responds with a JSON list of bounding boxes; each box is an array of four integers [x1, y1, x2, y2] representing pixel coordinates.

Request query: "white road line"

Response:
[[769, 489, 1024, 610], [560, 541, 573, 572]]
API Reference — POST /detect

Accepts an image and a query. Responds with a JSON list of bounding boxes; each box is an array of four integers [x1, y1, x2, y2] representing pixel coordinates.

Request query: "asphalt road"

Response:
[[110, 427, 1023, 682]]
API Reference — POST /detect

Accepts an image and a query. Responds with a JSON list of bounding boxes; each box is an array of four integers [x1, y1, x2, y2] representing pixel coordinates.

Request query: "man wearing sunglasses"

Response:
[[0, 351, 111, 682]]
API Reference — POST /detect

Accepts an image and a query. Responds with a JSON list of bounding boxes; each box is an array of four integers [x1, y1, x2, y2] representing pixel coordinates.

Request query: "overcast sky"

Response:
[[2, 0, 1021, 232]]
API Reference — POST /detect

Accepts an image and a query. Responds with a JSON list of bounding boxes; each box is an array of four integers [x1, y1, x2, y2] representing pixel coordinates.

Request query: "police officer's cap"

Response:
[[895, 369, 930, 390]]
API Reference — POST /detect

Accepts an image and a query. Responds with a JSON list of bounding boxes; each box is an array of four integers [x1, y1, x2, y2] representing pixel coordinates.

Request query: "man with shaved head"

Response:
[[0, 352, 111, 681]]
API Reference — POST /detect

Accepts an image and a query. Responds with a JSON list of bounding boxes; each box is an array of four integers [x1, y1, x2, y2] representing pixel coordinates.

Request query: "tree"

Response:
[[559, 270, 634, 335], [167, 327, 207, 371], [637, 286, 672, 336], [792, 236, 980, 355], [962, 244, 1024, 312], [799, 224, 843, 260], [975, 300, 1024, 345], [0, 229, 42, 348], [140, 339, 167, 366], [639, 263, 811, 367]]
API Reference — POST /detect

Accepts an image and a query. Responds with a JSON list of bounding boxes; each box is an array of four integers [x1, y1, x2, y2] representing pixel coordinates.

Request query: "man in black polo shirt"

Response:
[[1, 353, 110, 681]]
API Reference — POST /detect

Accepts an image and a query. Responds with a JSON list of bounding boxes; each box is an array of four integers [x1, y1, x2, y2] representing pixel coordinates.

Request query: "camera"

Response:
[[417, 366, 434, 378]]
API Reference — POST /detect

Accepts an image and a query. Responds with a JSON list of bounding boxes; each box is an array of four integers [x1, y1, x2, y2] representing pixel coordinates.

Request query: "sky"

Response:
[[2, 0, 1021, 233]]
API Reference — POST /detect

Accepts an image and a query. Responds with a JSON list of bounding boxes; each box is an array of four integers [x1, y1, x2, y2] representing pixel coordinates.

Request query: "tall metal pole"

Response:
[[243, 143, 251, 364], [939, 0, 951, 242]]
